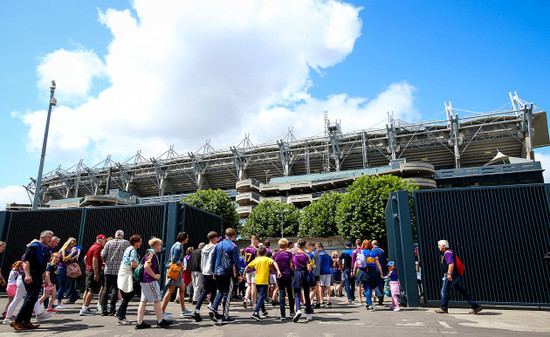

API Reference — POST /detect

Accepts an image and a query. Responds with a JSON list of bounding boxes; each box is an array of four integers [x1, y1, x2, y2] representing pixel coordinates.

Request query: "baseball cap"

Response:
[[96, 234, 106, 240], [345, 242, 352, 247], [387, 261, 395, 267]]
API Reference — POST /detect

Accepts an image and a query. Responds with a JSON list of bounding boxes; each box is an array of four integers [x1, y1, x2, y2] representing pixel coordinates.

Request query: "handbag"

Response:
[[167, 263, 183, 280], [133, 253, 148, 282], [66, 262, 82, 278]]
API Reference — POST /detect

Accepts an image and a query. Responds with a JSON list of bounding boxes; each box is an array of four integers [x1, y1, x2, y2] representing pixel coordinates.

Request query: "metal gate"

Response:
[[386, 184, 550, 307]]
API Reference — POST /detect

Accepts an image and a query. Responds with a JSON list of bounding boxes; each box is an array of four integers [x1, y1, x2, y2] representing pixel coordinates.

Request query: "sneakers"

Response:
[[261, 311, 269, 318], [46, 309, 58, 313], [435, 308, 449, 314], [2, 318, 13, 325], [117, 319, 132, 326], [469, 307, 482, 315], [96, 305, 102, 311], [191, 312, 202, 322], [394, 308, 401, 312], [243, 300, 248, 309], [161, 312, 172, 319], [181, 309, 193, 316], [251, 313, 262, 321], [135, 322, 151, 329], [314, 303, 321, 309], [209, 311, 218, 323], [280, 316, 287, 321], [221, 317, 235, 324], [306, 314, 312, 322], [157, 319, 172, 328], [389, 305, 394, 310], [366, 306, 374, 311], [56, 304, 67, 309], [292, 310, 301, 323], [79, 308, 95, 316], [378, 296, 384, 305], [326, 302, 332, 308], [36, 312, 51, 322], [101, 311, 110, 316]]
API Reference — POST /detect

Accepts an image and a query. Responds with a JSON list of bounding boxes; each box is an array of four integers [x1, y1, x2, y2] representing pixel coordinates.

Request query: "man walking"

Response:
[[209, 228, 241, 324], [243, 235, 259, 308], [189, 242, 204, 305], [11, 230, 53, 331], [372, 240, 387, 305], [338, 242, 355, 303], [80, 235, 106, 316], [191, 232, 219, 322], [435, 240, 481, 314], [100, 230, 130, 316]]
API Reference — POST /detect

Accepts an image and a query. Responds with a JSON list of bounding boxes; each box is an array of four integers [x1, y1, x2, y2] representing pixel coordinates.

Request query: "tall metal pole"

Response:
[[32, 80, 56, 210], [280, 212, 284, 238]]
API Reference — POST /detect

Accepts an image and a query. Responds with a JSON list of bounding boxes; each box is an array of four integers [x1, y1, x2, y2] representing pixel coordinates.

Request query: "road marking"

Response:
[[395, 321, 426, 327], [437, 320, 453, 329]]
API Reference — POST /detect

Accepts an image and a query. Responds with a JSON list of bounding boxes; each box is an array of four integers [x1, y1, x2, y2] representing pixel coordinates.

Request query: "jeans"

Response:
[[343, 269, 355, 301], [56, 266, 69, 303], [196, 275, 217, 311], [277, 278, 295, 317], [116, 289, 134, 319], [440, 273, 479, 310], [294, 285, 313, 314], [212, 275, 234, 320], [362, 282, 373, 306], [15, 272, 42, 324], [254, 284, 268, 314], [101, 274, 119, 313], [67, 277, 78, 301]]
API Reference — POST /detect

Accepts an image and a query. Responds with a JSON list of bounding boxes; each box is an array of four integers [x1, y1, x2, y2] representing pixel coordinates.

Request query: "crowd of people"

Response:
[[0, 229, 482, 331]]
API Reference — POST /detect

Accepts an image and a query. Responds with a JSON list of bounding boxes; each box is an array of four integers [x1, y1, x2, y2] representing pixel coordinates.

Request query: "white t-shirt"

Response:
[[7, 270, 19, 286]]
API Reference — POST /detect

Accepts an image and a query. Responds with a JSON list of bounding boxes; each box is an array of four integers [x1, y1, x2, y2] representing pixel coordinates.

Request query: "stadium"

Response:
[[13, 93, 549, 217]]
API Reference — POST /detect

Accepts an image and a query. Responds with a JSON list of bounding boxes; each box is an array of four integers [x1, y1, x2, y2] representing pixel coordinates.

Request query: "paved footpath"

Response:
[[0, 296, 549, 336]]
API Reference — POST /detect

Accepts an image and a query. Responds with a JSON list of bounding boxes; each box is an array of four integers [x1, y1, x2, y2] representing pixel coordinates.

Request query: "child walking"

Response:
[[385, 261, 401, 311], [2, 262, 22, 318], [40, 253, 60, 312], [245, 246, 282, 321], [291, 239, 314, 322]]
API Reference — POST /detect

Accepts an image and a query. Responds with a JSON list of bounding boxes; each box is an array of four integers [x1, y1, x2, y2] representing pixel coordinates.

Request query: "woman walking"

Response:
[[116, 235, 142, 325], [56, 238, 78, 309]]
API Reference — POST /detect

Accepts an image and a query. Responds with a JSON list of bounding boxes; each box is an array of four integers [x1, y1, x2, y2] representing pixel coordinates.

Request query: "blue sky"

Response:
[[1, 0, 549, 207]]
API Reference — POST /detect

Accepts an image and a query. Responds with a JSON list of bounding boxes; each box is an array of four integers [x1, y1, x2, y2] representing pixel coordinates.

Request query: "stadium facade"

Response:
[[14, 93, 549, 215]]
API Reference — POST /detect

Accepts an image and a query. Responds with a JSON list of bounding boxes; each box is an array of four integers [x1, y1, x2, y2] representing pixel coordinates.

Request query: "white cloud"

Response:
[[15, 1, 417, 168], [0, 186, 30, 211], [37, 49, 106, 105], [535, 151, 550, 182]]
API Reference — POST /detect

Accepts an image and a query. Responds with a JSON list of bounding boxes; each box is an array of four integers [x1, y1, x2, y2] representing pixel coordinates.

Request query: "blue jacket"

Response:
[[210, 238, 240, 276], [319, 250, 332, 275], [372, 246, 387, 273]]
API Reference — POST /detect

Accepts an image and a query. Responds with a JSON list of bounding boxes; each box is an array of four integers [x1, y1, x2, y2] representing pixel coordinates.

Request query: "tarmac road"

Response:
[[0, 295, 548, 336]]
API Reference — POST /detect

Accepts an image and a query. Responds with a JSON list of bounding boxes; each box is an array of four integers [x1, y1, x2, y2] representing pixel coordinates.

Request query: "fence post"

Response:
[[385, 191, 420, 307]]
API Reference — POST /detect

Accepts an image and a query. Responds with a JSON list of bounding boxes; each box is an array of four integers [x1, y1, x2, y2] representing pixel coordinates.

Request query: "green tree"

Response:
[[335, 175, 417, 246], [181, 189, 239, 231], [298, 191, 342, 237], [241, 200, 298, 238]]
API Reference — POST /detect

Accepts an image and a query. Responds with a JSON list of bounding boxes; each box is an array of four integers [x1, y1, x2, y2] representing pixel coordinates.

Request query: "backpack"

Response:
[[133, 252, 149, 282], [454, 255, 465, 275], [356, 250, 367, 269]]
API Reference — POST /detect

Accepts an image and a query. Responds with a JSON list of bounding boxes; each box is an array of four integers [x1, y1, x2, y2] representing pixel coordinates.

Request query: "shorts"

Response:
[[6, 284, 17, 297], [246, 271, 256, 284], [165, 268, 184, 287], [140, 281, 162, 302], [269, 274, 277, 284], [86, 270, 101, 293], [319, 274, 332, 287]]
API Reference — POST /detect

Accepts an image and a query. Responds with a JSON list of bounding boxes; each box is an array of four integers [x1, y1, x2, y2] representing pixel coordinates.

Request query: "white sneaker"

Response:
[[162, 312, 172, 319], [56, 304, 67, 309], [2, 318, 12, 325], [37, 312, 52, 322], [79, 308, 95, 316], [306, 314, 312, 322], [394, 308, 401, 312], [292, 310, 301, 323]]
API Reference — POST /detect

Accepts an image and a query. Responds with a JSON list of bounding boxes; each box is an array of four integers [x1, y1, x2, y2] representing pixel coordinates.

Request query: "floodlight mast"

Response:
[[32, 80, 57, 210]]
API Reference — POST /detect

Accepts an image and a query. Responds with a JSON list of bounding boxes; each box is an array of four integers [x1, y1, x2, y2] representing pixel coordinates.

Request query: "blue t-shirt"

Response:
[[306, 252, 315, 277], [372, 246, 387, 273], [319, 251, 332, 275], [388, 270, 398, 281], [46, 263, 58, 285], [361, 249, 379, 267]]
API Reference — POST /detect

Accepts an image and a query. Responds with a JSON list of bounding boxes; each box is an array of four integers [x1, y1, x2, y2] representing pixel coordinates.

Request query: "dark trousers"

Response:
[[294, 285, 313, 314], [440, 273, 479, 310], [212, 275, 233, 319], [196, 275, 216, 310], [277, 278, 295, 317], [15, 272, 42, 324], [343, 269, 355, 301], [254, 284, 268, 314], [101, 274, 119, 313], [116, 289, 134, 319]]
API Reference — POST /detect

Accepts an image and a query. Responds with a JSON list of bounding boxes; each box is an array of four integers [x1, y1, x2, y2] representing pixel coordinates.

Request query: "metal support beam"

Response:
[[230, 146, 248, 180], [361, 132, 368, 168], [305, 141, 310, 175], [277, 140, 291, 176], [523, 104, 534, 160], [386, 112, 397, 162], [446, 102, 461, 168], [84, 167, 101, 195]]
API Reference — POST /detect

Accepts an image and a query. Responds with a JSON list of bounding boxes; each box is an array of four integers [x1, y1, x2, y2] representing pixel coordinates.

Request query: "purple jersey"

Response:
[[142, 250, 159, 283], [243, 246, 257, 272], [292, 251, 311, 270], [443, 249, 455, 265], [273, 250, 293, 279]]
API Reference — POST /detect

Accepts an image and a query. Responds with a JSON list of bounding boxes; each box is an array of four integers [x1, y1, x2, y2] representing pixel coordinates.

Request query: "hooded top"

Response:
[[200, 243, 216, 276]]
